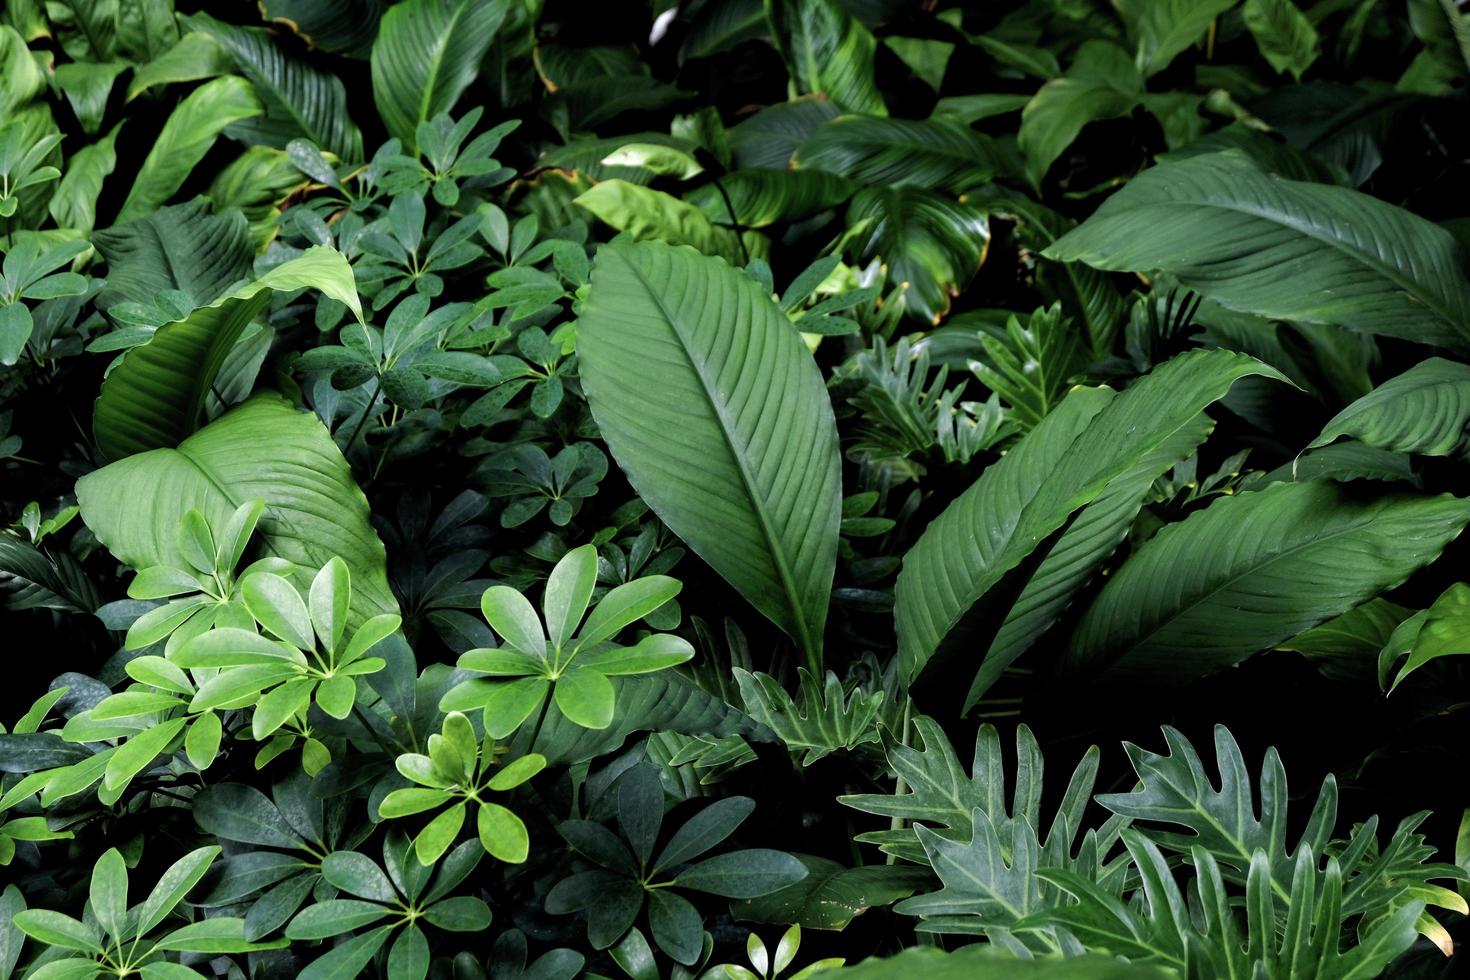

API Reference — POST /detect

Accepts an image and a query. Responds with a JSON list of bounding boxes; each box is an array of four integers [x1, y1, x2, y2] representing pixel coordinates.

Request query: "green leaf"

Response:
[[823, 946, 1170, 980], [732, 855, 930, 931], [1309, 358, 1470, 457], [675, 849, 807, 898], [78, 394, 398, 630], [575, 181, 752, 265], [287, 899, 394, 940], [138, 846, 221, 936], [104, 717, 187, 792], [1065, 480, 1470, 681], [648, 889, 703, 965], [310, 556, 351, 653], [322, 851, 398, 902], [895, 348, 1284, 691], [127, 32, 233, 101], [89, 848, 127, 940], [370, 0, 509, 149], [297, 924, 393, 980], [258, 0, 388, 57], [480, 585, 547, 659], [184, 12, 362, 160], [734, 668, 883, 765], [92, 245, 360, 460], [543, 544, 597, 650], [478, 801, 530, 863], [243, 572, 313, 648], [1115, 0, 1236, 76], [47, 122, 120, 234], [12, 910, 102, 952], [766, 0, 885, 115], [1383, 582, 1470, 690], [193, 784, 301, 848], [92, 199, 253, 313], [118, 75, 263, 222], [793, 115, 993, 192], [578, 241, 841, 668], [578, 577, 681, 650], [684, 169, 856, 228], [844, 187, 989, 325], [554, 668, 616, 729], [1243, 0, 1320, 79], [1045, 153, 1470, 349], [1019, 42, 1142, 186]]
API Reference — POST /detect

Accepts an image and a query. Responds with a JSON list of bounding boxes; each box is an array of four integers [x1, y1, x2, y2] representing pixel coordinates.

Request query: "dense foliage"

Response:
[[3, 0, 1470, 977]]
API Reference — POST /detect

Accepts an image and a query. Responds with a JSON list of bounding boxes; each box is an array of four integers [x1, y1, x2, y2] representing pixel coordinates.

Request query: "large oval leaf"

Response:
[[578, 241, 841, 668], [92, 199, 253, 312], [1065, 480, 1470, 682], [766, 0, 885, 116], [845, 187, 989, 325], [895, 349, 1287, 694], [93, 246, 361, 461], [77, 394, 396, 627], [794, 115, 995, 192], [370, 0, 509, 150], [684, 170, 856, 228], [1309, 357, 1470, 457], [1045, 153, 1470, 349]]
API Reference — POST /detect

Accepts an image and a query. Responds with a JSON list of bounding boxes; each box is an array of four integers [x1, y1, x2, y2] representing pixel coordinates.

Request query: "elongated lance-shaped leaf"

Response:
[[895, 347, 1286, 691], [1045, 153, 1470, 349], [370, 0, 509, 149], [92, 246, 361, 461], [78, 394, 397, 629], [578, 241, 842, 670], [1066, 480, 1470, 681], [1309, 357, 1470, 457]]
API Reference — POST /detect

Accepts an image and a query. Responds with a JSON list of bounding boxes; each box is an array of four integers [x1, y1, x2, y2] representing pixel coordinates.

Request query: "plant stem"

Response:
[[885, 695, 913, 866]]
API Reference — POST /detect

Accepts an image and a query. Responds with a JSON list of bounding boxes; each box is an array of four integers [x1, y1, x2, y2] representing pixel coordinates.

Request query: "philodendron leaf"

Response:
[[1309, 358, 1470, 457], [78, 394, 397, 629], [92, 199, 254, 313], [578, 241, 841, 670], [1065, 480, 1470, 682], [1045, 153, 1470, 349], [895, 348, 1286, 694], [92, 246, 361, 461], [370, 0, 510, 149]]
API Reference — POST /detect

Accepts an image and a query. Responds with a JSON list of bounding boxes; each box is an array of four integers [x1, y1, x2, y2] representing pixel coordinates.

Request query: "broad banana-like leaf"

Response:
[[794, 115, 995, 192], [1066, 480, 1470, 682], [370, 0, 509, 149], [1309, 357, 1470, 457], [258, 0, 388, 58], [117, 76, 263, 222], [729, 97, 842, 169], [92, 199, 253, 311], [93, 246, 361, 461], [185, 12, 363, 160], [766, 0, 886, 116], [895, 349, 1286, 692], [77, 394, 397, 627], [684, 170, 856, 227], [1045, 153, 1470, 349], [578, 241, 842, 670], [126, 32, 232, 101], [845, 187, 989, 325]]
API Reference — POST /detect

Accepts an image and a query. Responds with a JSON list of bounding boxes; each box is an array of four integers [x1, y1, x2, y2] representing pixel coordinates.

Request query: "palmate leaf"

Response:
[[92, 199, 254, 312], [117, 75, 264, 223], [840, 719, 1118, 867], [370, 0, 509, 150], [793, 115, 995, 192], [77, 394, 397, 629], [185, 12, 363, 161], [92, 246, 361, 461], [1309, 357, 1470, 457], [1065, 480, 1470, 682], [895, 348, 1285, 693], [578, 241, 841, 669], [1046, 153, 1470, 349], [845, 187, 989, 325], [766, 0, 886, 116]]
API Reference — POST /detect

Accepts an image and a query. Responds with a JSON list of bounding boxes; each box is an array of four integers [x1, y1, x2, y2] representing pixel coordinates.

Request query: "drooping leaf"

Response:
[[77, 394, 397, 628], [92, 199, 253, 312], [371, 0, 509, 149], [895, 349, 1285, 692], [1019, 41, 1141, 186], [1066, 480, 1470, 682], [578, 241, 841, 668], [92, 246, 360, 461], [1114, 0, 1237, 76], [794, 115, 995, 192], [117, 75, 264, 223], [1045, 153, 1470, 349], [1309, 358, 1470, 457], [184, 12, 363, 160]]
